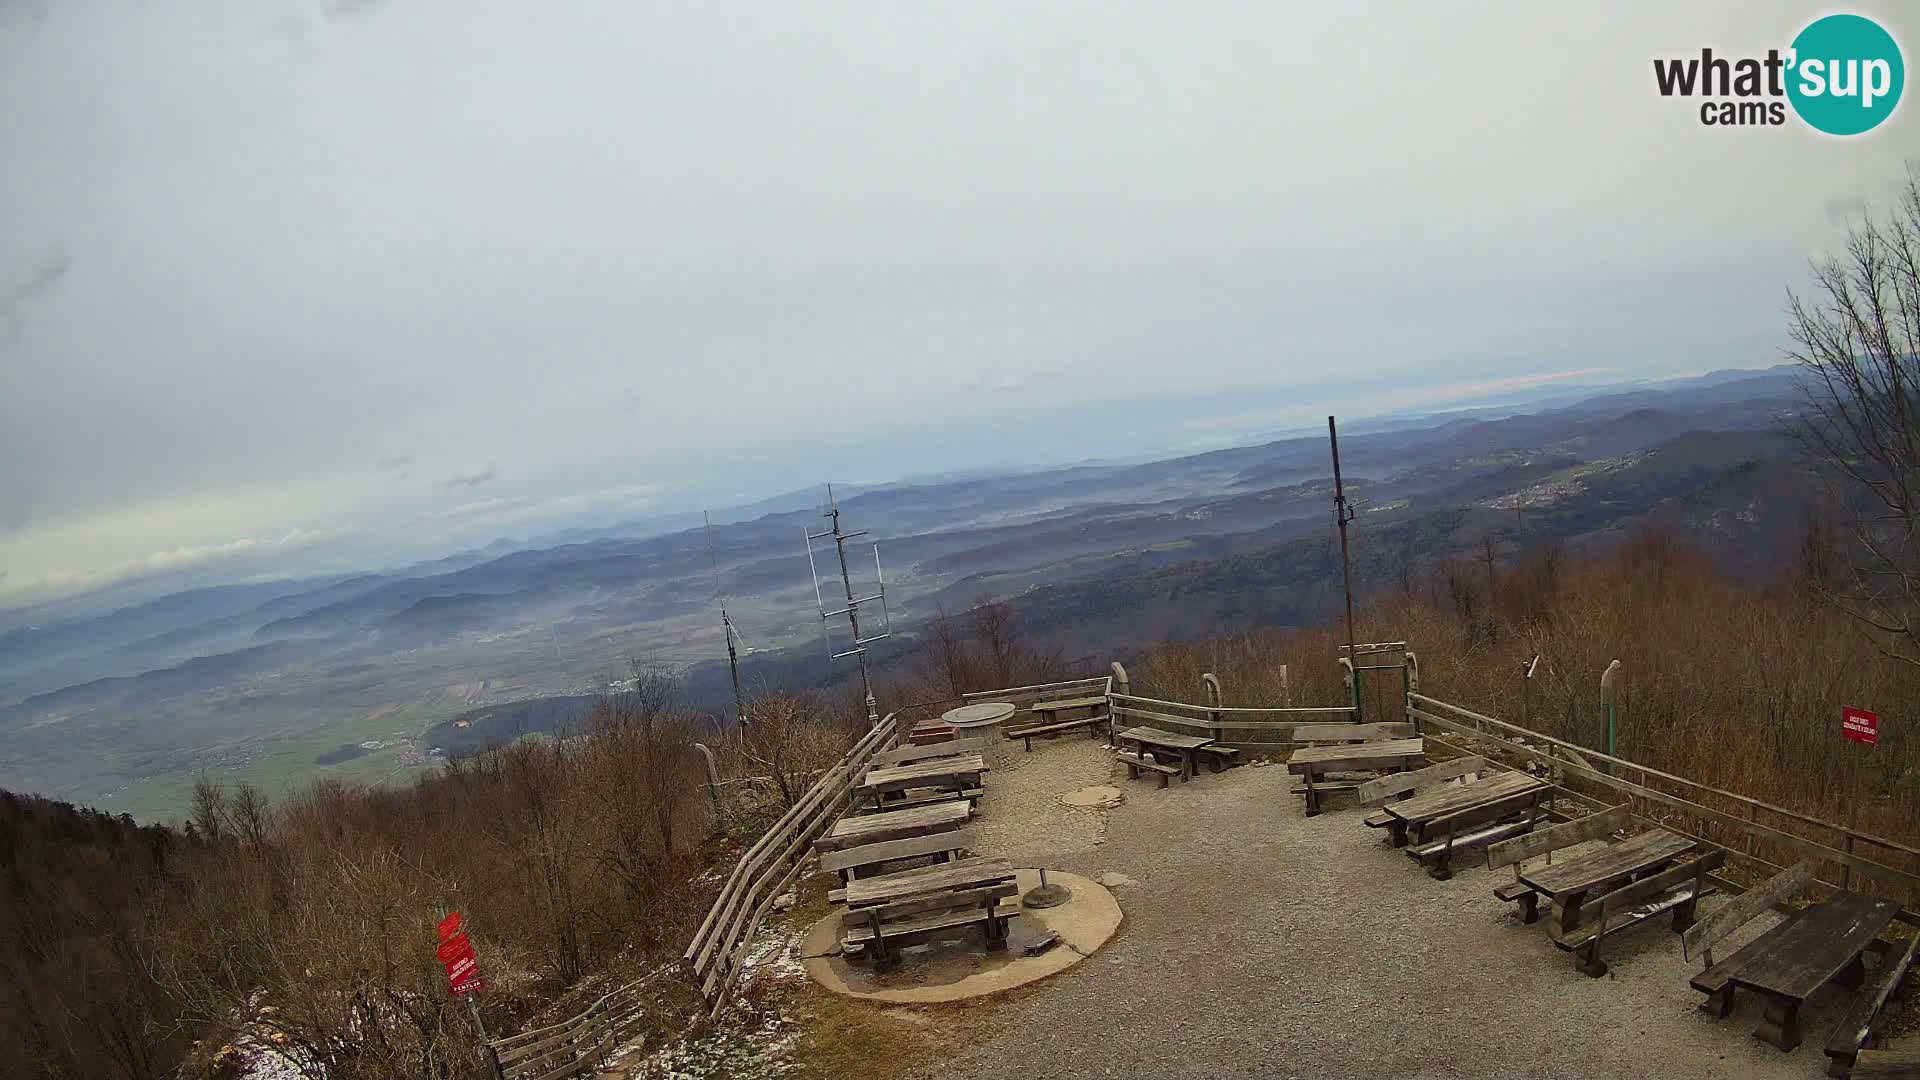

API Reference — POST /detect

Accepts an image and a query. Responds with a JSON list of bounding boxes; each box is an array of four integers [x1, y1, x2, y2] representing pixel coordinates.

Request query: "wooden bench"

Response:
[[1287, 723, 1419, 815], [1291, 721, 1415, 744], [1196, 745, 1240, 772], [1355, 756, 1485, 809], [1405, 784, 1545, 880], [1008, 714, 1109, 751], [870, 737, 987, 768], [1550, 849, 1724, 977], [1117, 750, 1183, 787], [839, 856, 1020, 971], [1853, 1049, 1920, 1078], [1686, 861, 1819, 1016], [820, 828, 976, 885], [1825, 931, 1920, 1078], [1024, 695, 1107, 724], [1485, 804, 1632, 924], [1683, 859, 1900, 1052]]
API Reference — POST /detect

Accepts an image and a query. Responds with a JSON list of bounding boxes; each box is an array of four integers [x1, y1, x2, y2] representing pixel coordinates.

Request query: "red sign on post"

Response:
[[1843, 707, 1879, 746], [437, 912, 483, 996]]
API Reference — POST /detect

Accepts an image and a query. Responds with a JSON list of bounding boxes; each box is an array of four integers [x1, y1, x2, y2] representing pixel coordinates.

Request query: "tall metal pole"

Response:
[[1328, 416, 1358, 661], [722, 610, 747, 729], [827, 490, 880, 724], [707, 511, 749, 729]]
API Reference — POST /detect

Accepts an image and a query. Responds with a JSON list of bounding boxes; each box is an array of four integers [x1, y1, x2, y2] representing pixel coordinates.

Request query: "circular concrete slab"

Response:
[[801, 869, 1120, 1004], [1060, 785, 1125, 809]]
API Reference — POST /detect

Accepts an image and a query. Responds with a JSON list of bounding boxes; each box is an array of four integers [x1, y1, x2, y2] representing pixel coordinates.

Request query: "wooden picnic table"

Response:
[[1288, 737, 1426, 816], [815, 800, 971, 853], [1287, 737, 1425, 774], [842, 855, 1015, 908], [1116, 725, 1214, 782], [1381, 770, 1545, 848], [857, 754, 986, 810], [1723, 893, 1899, 1051], [1519, 828, 1696, 932]]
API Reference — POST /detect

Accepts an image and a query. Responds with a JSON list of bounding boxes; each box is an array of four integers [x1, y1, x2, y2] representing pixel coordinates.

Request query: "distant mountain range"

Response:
[[0, 364, 1820, 819]]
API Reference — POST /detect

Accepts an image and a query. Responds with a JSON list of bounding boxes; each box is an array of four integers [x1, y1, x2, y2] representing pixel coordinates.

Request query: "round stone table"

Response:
[[942, 701, 1015, 767]]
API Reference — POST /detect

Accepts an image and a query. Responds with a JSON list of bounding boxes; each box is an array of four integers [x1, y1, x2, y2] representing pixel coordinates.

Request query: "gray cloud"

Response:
[[376, 455, 414, 470], [1825, 197, 1872, 224], [2, 510, 26, 532], [442, 466, 499, 491], [0, 1, 1913, 604], [326, 0, 390, 20]]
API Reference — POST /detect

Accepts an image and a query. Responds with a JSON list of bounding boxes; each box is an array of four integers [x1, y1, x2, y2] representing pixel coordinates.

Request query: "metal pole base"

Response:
[[1022, 883, 1072, 909]]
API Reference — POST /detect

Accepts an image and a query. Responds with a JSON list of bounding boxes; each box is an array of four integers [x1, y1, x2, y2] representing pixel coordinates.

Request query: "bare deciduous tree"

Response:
[[1791, 166, 1920, 666]]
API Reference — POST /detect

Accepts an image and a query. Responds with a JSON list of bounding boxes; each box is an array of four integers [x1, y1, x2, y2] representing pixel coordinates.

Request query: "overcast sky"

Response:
[[1, 1, 1914, 610]]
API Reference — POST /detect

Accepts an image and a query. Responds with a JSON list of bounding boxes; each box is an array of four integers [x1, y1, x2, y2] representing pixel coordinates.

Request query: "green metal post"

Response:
[[1600, 660, 1621, 772]]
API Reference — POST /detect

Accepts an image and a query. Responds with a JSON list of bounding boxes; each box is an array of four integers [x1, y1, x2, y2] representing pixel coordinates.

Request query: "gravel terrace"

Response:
[[920, 736, 1909, 1080]]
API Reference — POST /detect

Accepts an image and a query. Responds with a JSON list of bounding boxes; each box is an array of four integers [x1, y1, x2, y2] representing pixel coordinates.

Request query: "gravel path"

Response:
[[929, 741, 1897, 1080]]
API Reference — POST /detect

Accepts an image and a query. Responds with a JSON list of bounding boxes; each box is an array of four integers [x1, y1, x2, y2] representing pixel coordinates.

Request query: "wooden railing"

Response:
[[1108, 692, 1354, 749], [963, 675, 1111, 708], [484, 965, 673, 1080], [682, 713, 899, 1017], [1407, 692, 1920, 923]]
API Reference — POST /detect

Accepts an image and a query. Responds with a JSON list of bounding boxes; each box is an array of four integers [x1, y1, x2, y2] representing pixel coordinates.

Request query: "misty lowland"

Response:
[[8, 6, 1920, 1080]]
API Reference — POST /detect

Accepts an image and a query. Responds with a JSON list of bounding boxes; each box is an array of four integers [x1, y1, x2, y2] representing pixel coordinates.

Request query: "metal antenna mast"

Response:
[[1328, 416, 1358, 660], [804, 484, 891, 724], [705, 512, 749, 729]]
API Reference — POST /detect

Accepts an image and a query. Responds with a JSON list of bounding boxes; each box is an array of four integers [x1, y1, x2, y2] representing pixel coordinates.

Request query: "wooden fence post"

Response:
[[1109, 662, 1129, 742], [1600, 660, 1622, 770], [1202, 673, 1222, 741], [693, 742, 721, 809], [1340, 657, 1359, 721], [1279, 663, 1291, 707]]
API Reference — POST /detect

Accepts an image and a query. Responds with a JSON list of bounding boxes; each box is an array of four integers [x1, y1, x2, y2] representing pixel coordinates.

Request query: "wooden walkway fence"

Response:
[[683, 713, 900, 1016], [1107, 691, 1354, 751], [482, 965, 673, 1080], [1405, 691, 1920, 923]]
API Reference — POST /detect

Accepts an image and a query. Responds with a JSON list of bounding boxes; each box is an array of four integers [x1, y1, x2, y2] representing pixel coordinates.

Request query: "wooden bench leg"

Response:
[[1304, 766, 1320, 817], [1581, 939, 1609, 979], [1755, 995, 1803, 1052], [1518, 892, 1539, 925], [1388, 819, 1408, 848], [1699, 985, 1735, 1018], [1428, 828, 1456, 880], [1837, 953, 1867, 989]]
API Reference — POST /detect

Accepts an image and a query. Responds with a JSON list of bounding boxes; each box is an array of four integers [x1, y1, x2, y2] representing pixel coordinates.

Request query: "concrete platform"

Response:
[[800, 869, 1120, 1005]]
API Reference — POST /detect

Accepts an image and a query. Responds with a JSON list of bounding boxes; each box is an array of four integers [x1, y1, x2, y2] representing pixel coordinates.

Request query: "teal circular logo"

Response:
[[1788, 14, 1904, 135]]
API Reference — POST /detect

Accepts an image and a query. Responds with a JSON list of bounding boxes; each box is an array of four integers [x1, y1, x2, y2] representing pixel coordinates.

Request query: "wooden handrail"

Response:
[[1409, 693, 1920, 863]]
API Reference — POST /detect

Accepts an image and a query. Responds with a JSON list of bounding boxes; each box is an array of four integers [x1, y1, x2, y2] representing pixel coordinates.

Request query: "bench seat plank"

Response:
[[843, 902, 1021, 947], [1824, 931, 1920, 1076], [1029, 695, 1108, 713], [1853, 1049, 1920, 1078]]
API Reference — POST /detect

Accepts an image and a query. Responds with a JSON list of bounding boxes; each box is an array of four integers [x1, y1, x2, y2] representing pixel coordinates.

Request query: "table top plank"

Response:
[[1384, 771, 1544, 825], [1727, 894, 1900, 1002], [1116, 725, 1215, 751], [859, 754, 986, 792], [844, 855, 1015, 907], [1288, 738, 1426, 773], [1518, 829, 1697, 898], [817, 800, 971, 851]]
